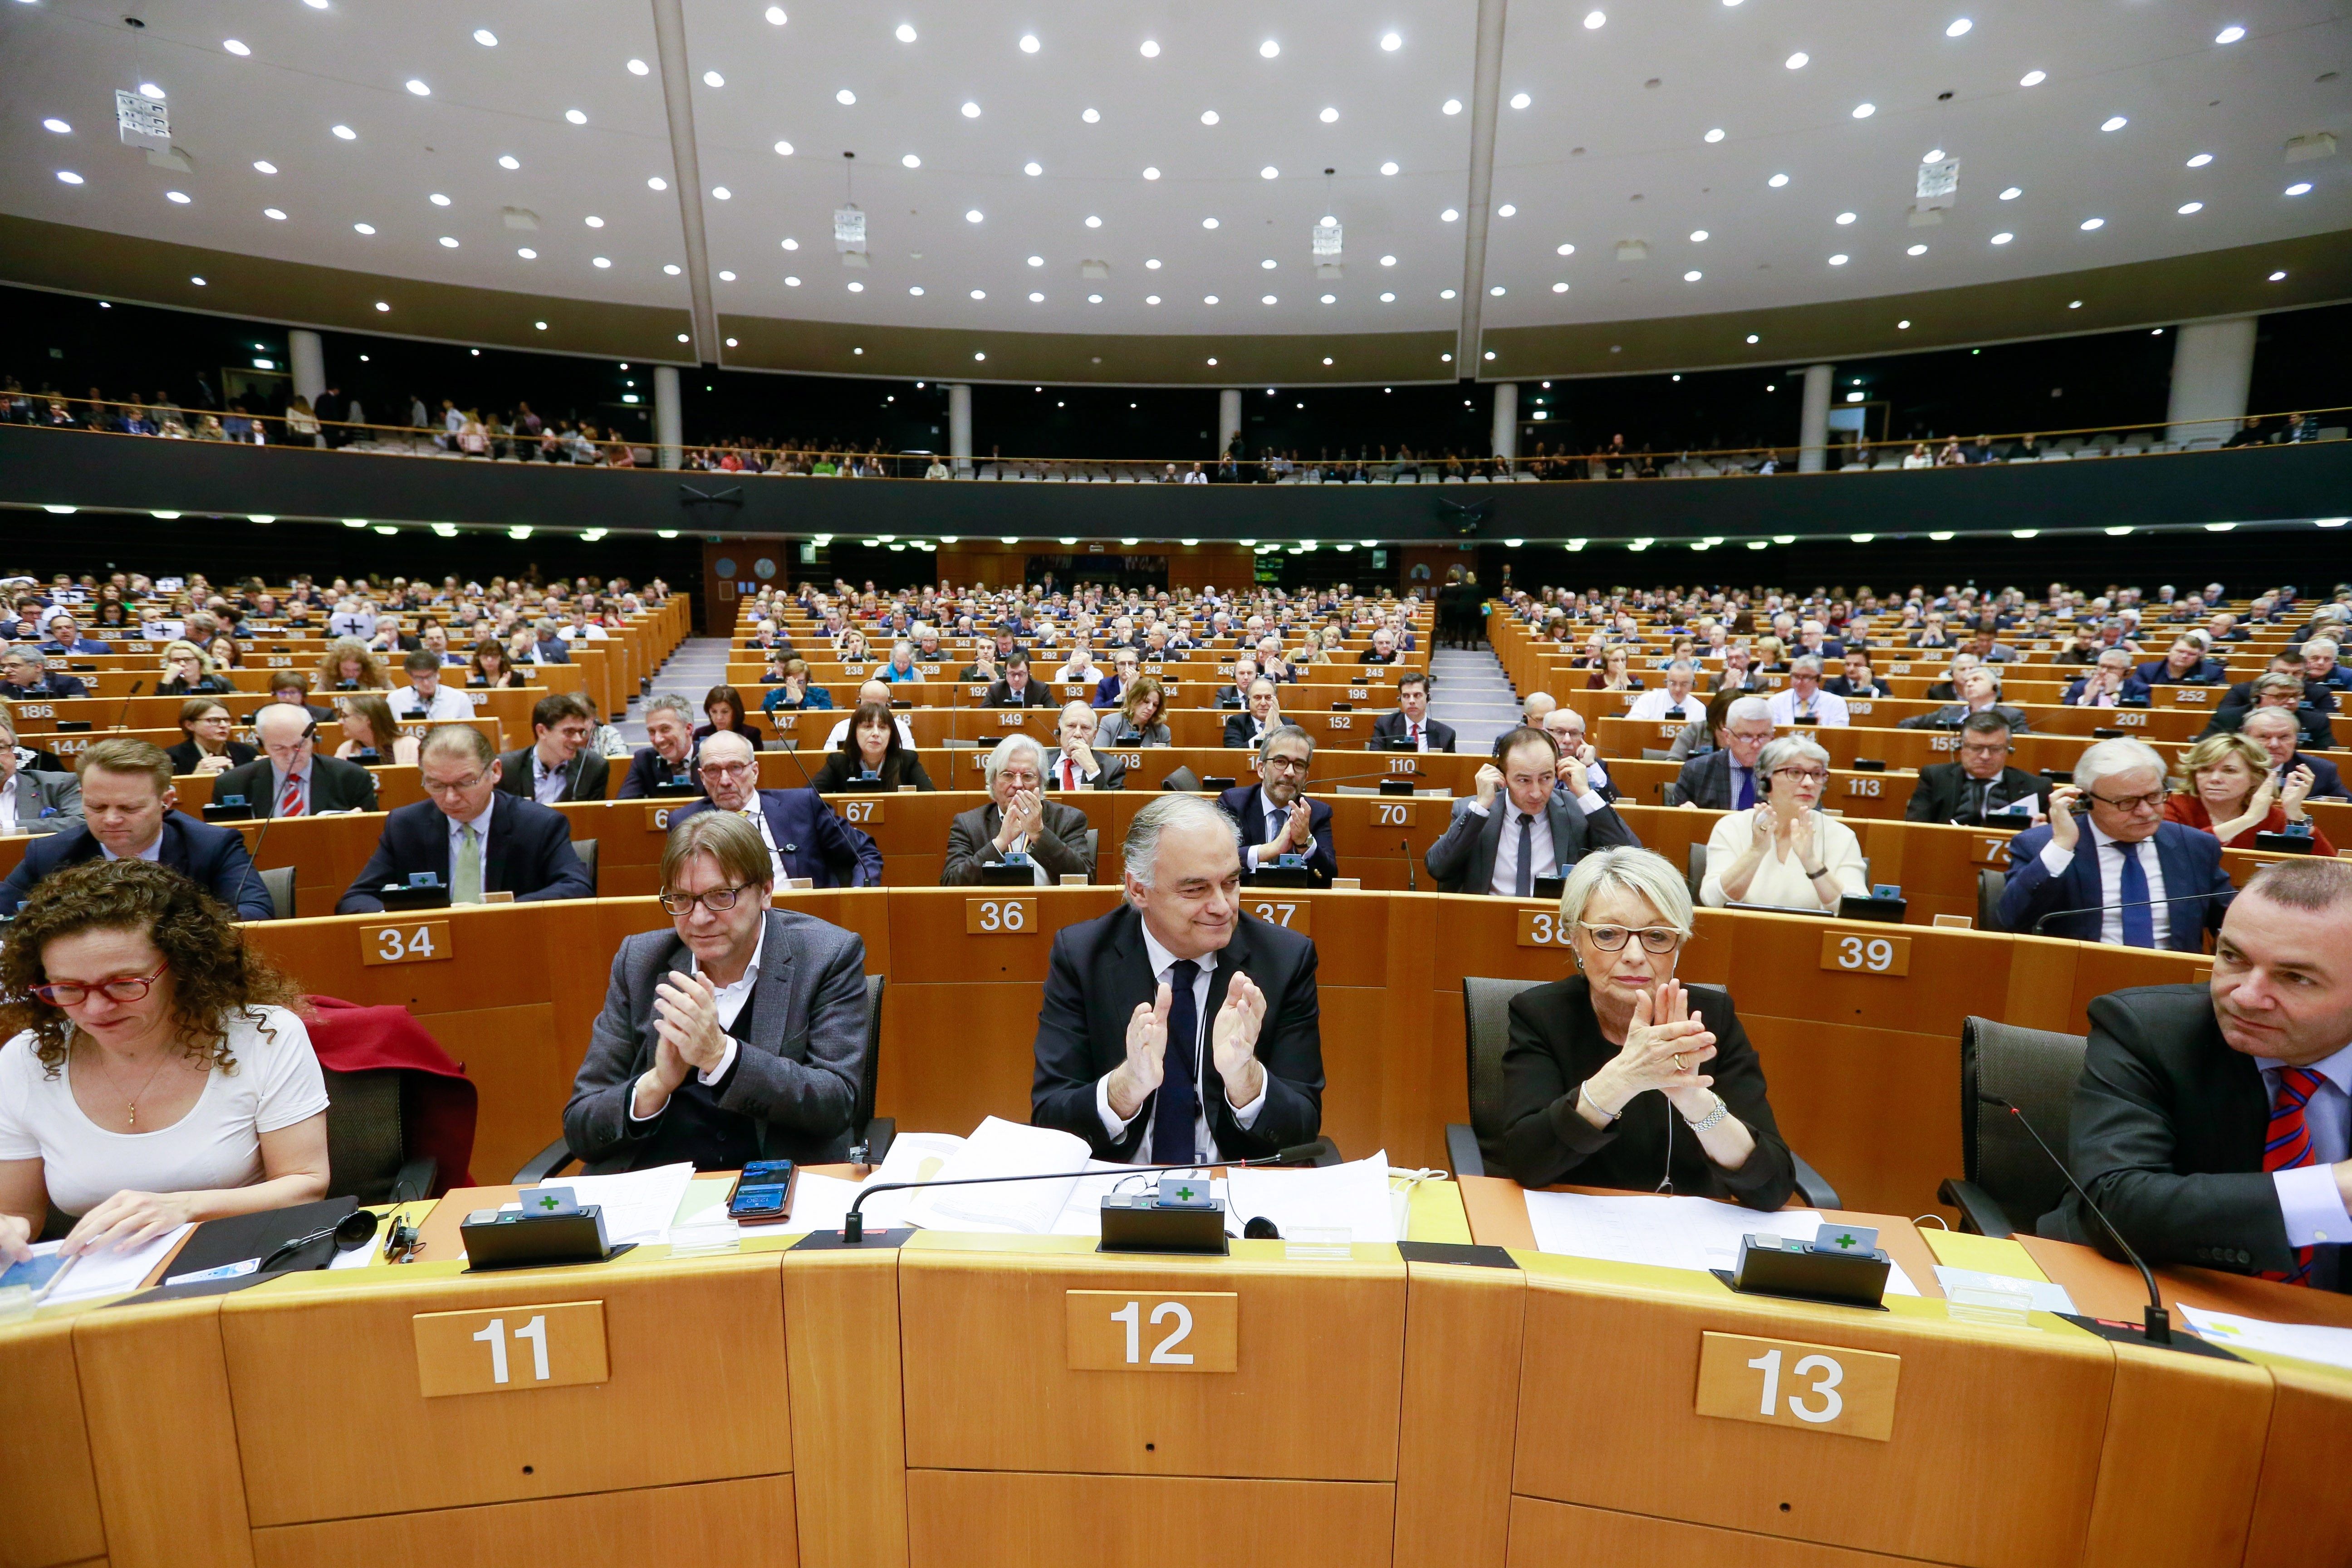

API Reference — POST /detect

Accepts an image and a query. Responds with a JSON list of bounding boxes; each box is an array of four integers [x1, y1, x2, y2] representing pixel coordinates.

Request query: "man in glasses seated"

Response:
[[335, 725, 592, 912], [669, 731, 882, 889], [1999, 737, 2235, 950], [1426, 726, 1637, 896], [0, 739, 273, 921], [1903, 711, 2048, 823], [562, 811, 869, 1172]]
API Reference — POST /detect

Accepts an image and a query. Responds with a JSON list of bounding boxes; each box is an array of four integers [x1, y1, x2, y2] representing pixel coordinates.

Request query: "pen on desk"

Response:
[[30, 1251, 81, 1305]]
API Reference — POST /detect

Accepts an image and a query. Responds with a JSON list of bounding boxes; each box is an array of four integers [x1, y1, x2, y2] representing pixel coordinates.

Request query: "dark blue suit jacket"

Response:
[[2135, 657, 2225, 686], [1217, 784, 1338, 885], [671, 789, 882, 888], [614, 745, 703, 800], [336, 794, 593, 912], [1997, 821, 2233, 951], [2061, 674, 2154, 706], [0, 813, 273, 919], [2287, 751, 2347, 800]]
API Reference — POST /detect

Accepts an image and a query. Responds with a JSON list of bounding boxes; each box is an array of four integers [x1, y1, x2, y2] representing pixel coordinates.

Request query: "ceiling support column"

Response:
[[1218, 389, 1243, 458], [287, 330, 325, 407], [1798, 364, 1834, 473], [949, 384, 972, 472], [2166, 316, 2257, 447], [1490, 382, 1518, 462], [1454, 0, 1510, 373], [649, 0, 720, 365], [654, 365, 682, 470]]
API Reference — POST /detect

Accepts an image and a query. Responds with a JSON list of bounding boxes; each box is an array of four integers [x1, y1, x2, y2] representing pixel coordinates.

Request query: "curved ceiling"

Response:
[[2, 0, 2347, 378]]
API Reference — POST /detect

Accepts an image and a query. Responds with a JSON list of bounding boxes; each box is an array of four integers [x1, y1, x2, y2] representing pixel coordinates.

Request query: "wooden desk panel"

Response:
[[0, 1315, 107, 1568], [780, 1246, 908, 1568], [220, 1254, 793, 1524], [1507, 1497, 1950, 1568], [898, 1240, 1406, 1480], [72, 1298, 253, 1568], [905, 1472, 1395, 1568], [250, 1475, 797, 1568], [1393, 1262, 1524, 1568]]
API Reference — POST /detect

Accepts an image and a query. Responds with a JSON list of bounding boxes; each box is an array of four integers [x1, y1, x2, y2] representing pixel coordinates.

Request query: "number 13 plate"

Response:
[[1694, 1331, 1899, 1441]]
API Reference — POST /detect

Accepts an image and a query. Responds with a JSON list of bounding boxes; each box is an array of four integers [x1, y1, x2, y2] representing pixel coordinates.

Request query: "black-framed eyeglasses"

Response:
[[2086, 788, 2166, 812], [1578, 923, 1682, 953], [31, 960, 170, 1007], [659, 884, 755, 915]]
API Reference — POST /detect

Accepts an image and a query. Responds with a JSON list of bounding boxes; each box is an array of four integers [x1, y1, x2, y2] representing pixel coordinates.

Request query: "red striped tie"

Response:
[[2260, 1066, 2323, 1286], [278, 771, 305, 817]]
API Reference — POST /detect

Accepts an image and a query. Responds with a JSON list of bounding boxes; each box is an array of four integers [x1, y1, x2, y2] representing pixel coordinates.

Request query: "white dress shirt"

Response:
[[100, 832, 165, 864], [1053, 749, 1102, 791], [2258, 1041, 2352, 1273], [529, 748, 572, 804], [0, 777, 17, 835], [1094, 921, 1266, 1161], [443, 798, 495, 891], [389, 685, 475, 722], [2035, 822, 2171, 947], [1765, 686, 1852, 727], [1467, 798, 1560, 897], [627, 923, 767, 1120], [736, 802, 793, 885], [1625, 689, 1708, 725]]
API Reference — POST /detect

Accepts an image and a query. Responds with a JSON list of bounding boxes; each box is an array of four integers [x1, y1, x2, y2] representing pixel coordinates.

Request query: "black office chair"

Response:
[[1685, 844, 1707, 902], [1977, 869, 2007, 933], [1660, 780, 1688, 807], [1448, 975, 1843, 1208], [515, 973, 899, 1181], [1161, 765, 1203, 792], [321, 1068, 441, 1205], [1083, 828, 1099, 882], [1937, 1015, 2088, 1236], [572, 838, 600, 895], [258, 865, 296, 920]]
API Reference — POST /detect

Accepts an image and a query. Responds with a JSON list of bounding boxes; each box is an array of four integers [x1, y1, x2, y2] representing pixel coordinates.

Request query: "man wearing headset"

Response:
[[211, 702, 382, 816]]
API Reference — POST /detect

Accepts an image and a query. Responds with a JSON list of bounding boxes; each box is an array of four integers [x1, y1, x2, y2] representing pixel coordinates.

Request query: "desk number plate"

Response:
[[1819, 931, 1911, 976], [1517, 909, 1577, 947], [362, 921, 451, 967], [1695, 1332, 1898, 1441], [645, 804, 679, 832], [966, 897, 1037, 934], [837, 799, 884, 824], [1066, 1290, 1237, 1373], [413, 1301, 609, 1397], [1245, 898, 1311, 934]]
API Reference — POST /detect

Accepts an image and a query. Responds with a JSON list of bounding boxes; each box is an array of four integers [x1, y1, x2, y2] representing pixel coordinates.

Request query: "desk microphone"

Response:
[[2027, 888, 2232, 936], [1311, 763, 1431, 791], [838, 1143, 1332, 1243], [108, 678, 144, 732], [1978, 1094, 2173, 1345], [1401, 836, 1418, 892]]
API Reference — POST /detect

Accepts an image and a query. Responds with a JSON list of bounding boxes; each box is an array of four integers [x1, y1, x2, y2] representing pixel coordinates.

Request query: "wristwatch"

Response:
[[1681, 1093, 1730, 1132]]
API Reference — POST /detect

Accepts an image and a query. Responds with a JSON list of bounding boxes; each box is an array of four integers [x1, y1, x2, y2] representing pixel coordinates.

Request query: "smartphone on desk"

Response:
[[728, 1161, 797, 1224]]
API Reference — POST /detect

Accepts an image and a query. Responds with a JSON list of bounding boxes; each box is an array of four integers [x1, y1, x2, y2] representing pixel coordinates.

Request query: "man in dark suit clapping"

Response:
[[1031, 794, 1324, 1163], [1216, 725, 1337, 885]]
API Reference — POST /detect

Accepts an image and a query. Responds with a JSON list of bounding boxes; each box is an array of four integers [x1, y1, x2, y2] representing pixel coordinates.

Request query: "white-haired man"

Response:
[[1998, 738, 2234, 950]]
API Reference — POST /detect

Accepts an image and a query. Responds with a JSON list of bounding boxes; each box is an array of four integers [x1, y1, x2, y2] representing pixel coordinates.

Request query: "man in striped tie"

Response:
[[2048, 858, 2352, 1291]]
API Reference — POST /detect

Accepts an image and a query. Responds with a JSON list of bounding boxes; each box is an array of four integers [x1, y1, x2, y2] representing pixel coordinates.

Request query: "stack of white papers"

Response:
[[905, 1118, 1097, 1234], [1524, 1192, 1918, 1294], [1932, 1264, 2077, 1315], [516, 1162, 696, 1247], [2180, 1306, 2352, 1370], [1227, 1152, 1399, 1245], [24, 1224, 195, 1304]]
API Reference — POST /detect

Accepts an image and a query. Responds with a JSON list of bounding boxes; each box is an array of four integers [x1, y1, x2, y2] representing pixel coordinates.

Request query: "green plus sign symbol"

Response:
[[1831, 1232, 1859, 1250], [536, 1194, 562, 1212], [1174, 1184, 1197, 1202]]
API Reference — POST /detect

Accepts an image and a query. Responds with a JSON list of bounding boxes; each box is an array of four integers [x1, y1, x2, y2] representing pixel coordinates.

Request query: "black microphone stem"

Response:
[[110, 678, 145, 733], [838, 1147, 1323, 1242], [1987, 1096, 2171, 1344]]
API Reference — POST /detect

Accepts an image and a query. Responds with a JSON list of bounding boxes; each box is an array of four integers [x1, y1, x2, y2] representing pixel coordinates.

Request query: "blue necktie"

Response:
[[2115, 841, 2155, 948], [1734, 766, 1755, 810], [1152, 960, 1202, 1164]]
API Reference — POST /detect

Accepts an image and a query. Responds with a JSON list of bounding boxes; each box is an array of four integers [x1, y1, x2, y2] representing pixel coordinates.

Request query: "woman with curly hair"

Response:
[[0, 859, 328, 1262], [311, 637, 388, 694]]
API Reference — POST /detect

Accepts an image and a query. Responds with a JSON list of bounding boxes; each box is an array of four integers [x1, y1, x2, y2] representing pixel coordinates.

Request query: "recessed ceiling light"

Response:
[[1990, 231, 2012, 243], [1381, 290, 1396, 301], [265, 207, 288, 220], [1020, 33, 1040, 52], [1556, 242, 1575, 255], [1088, 294, 1103, 304], [332, 123, 357, 139], [663, 263, 681, 274], [438, 235, 458, 247], [55, 170, 83, 185], [1260, 39, 1279, 57], [1442, 98, 1462, 115], [565, 108, 587, 123], [1835, 211, 1856, 224], [1083, 108, 1100, 122], [1204, 294, 1219, 304], [2186, 153, 2214, 168], [1745, 333, 1759, 343], [1923, 147, 1945, 162], [1852, 102, 1876, 118], [902, 153, 921, 168], [848, 280, 864, 291], [628, 58, 650, 75], [1682, 269, 1701, 281], [137, 81, 165, 100], [1999, 186, 2022, 199], [719, 269, 735, 279], [1441, 207, 1459, 221], [43, 118, 70, 133], [648, 176, 667, 190], [2101, 115, 2127, 132], [765, 5, 786, 23], [1146, 294, 1161, 304], [2079, 216, 2104, 229], [783, 237, 799, 249], [1261, 294, 1277, 304], [190, 275, 206, 285], [585, 214, 603, 227], [1380, 161, 1399, 176], [593, 255, 611, 267], [1768, 172, 1789, 187], [1382, 31, 1402, 50], [2215, 24, 2245, 43], [2178, 201, 2204, 214], [965, 208, 983, 222], [774, 142, 793, 156], [223, 38, 250, 55], [1026, 161, 1045, 176], [2286, 181, 2313, 196], [374, 299, 389, 310], [1703, 127, 1725, 142], [165, 189, 190, 203], [839, 89, 860, 105], [1552, 281, 1568, 293], [1498, 203, 1518, 217], [785, 274, 800, 284], [1202, 216, 1219, 228], [1828, 253, 1848, 265], [1440, 287, 1456, 298], [473, 28, 498, 46], [1906, 243, 1926, 255], [353, 221, 375, 233], [1261, 165, 1279, 179], [703, 70, 725, 87], [1085, 215, 1103, 227], [1140, 39, 1160, 56], [1945, 17, 1972, 37], [971, 288, 987, 298], [2069, 298, 2082, 306], [1583, 10, 1605, 28], [405, 78, 430, 96], [430, 191, 452, 206], [518, 246, 537, 258], [1689, 228, 1708, 241], [896, 23, 917, 42], [1511, 93, 1533, 110], [1200, 109, 1219, 125], [1490, 284, 1506, 294], [1319, 294, 1334, 304], [497, 154, 520, 170], [1785, 52, 1808, 69], [2269, 269, 2287, 281], [1321, 106, 1340, 122], [1144, 257, 1161, 268]]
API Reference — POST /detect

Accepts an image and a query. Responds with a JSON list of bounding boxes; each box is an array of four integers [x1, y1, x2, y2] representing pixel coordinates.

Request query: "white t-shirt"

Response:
[[0, 1006, 330, 1216]]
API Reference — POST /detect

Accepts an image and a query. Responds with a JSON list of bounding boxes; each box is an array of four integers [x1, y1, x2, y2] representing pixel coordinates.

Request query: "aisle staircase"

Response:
[[1428, 647, 1522, 758], [622, 636, 734, 746]]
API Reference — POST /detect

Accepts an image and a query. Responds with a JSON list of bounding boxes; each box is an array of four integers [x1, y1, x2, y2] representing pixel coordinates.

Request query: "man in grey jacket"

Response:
[[563, 810, 868, 1171], [0, 717, 78, 835]]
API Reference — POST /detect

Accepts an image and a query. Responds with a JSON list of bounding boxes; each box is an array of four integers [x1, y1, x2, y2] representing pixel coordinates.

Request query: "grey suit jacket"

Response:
[[1424, 792, 1639, 894], [0, 770, 80, 834], [943, 799, 1095, 883], [562, 908, 869, 1170]]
